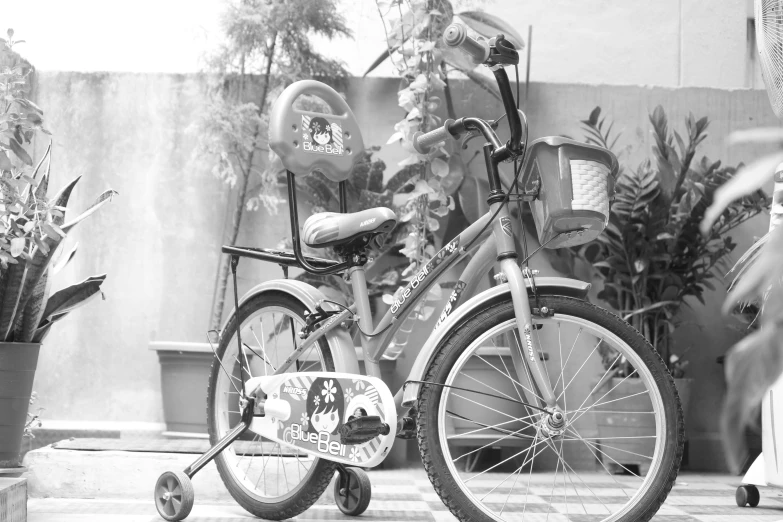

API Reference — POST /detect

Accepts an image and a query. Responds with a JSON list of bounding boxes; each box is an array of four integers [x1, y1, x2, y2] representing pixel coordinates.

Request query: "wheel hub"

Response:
[[540, 408, 567, 437]]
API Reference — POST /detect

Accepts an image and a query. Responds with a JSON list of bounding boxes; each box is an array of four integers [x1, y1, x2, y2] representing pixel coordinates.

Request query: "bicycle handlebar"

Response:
[[443, 23, 490, 65], [413, 23, 524, 163], [412, 119, 457, 154]]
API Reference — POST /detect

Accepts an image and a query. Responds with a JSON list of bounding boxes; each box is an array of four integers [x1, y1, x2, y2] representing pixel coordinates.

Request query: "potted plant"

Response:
[[573, 106, 768, 472], [0, 30, 116, 470]]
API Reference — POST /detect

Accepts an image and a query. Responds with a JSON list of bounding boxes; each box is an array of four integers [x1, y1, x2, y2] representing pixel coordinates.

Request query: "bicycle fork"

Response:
[[491, 204, 564, 430]]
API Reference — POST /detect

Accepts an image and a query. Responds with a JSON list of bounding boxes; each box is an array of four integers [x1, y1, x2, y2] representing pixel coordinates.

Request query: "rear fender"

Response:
[[400, 277, 590, 407], [222, 279, 360, 374]]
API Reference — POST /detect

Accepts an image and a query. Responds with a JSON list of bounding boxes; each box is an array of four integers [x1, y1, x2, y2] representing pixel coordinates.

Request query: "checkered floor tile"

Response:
[[27, 471, 783, 521]]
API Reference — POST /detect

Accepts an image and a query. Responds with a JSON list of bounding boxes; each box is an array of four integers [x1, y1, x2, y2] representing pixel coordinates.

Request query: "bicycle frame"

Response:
[[270, 181, 560, 418]]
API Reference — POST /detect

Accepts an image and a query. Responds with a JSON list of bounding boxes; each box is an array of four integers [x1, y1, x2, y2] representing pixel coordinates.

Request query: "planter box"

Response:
[[0, 342, 41, 468], [150, 342, 213, 435]]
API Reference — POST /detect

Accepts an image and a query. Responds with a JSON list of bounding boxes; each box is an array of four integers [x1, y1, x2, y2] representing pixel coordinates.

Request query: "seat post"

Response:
[[339, 181, 348, 213]]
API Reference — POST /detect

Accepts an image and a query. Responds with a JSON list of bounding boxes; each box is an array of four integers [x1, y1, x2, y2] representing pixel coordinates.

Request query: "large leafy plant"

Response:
[[193, 0, 351, 331], [368, 1, 525, 322], [0, 30, 116, 343], [578, 106, 767, 378], [700, 128, 783, 471]]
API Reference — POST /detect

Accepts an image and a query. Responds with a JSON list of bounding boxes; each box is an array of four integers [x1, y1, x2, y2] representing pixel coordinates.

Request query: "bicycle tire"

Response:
[[417, 295, 684, 522], [206, 292, 338, 520]]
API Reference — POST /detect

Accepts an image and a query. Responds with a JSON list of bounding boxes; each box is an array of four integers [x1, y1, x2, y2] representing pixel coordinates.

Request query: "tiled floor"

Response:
[[26, 470, 783, 521]]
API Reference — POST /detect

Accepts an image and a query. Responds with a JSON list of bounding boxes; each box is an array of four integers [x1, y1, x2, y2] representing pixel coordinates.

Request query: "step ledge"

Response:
[[22, 446, 326, 502]]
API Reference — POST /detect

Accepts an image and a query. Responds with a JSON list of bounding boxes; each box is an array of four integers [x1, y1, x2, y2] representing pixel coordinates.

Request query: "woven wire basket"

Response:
[[520, 137, 618, 249]]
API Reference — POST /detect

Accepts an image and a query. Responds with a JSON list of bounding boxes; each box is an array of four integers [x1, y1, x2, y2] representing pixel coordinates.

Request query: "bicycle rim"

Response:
[[436, 314, 667, 522], [212, 305, 331, 503]]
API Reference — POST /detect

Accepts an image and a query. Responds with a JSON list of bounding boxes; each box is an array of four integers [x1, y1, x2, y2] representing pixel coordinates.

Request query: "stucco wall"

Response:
[[29, 71, 780, 470], [9, 0, 758, 89], [335, 0, 752, 89]]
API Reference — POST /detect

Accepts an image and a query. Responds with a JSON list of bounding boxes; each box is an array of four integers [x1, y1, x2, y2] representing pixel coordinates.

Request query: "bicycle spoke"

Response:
[[445, 410, 537, 444], [447, 410, 539, 442], [567, 426, 643, 479], [464, 435, 549, 484], [481, 430, 542, 504], [476, 354, 543, 403], [461, 371, 518, 401], [557, 337, 603, 402], [451, 392, 534, 425], [545, 435, 562, 521], [552, 326, 582, 393], [570, 388, 648, 426], [493, 336, 527, 405]]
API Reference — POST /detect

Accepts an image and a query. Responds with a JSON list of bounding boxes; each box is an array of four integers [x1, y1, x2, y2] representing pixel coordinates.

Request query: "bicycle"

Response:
[[154, 22, 684, 522]]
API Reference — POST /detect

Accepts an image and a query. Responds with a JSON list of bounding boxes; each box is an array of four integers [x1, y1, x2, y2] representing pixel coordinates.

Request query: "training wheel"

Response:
[[736, 484, 760, 507], [155, 470, 195, 521], [335, 467, 371, 516]]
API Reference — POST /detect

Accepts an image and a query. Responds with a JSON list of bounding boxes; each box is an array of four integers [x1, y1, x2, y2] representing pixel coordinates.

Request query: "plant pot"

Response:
[[150, 342, 213, 435], [0, 342, 41, 468]]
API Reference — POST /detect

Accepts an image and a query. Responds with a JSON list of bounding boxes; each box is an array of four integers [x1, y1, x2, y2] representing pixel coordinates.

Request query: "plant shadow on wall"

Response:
[[0, 30, 117, 467], [555, 106, 768, 388]]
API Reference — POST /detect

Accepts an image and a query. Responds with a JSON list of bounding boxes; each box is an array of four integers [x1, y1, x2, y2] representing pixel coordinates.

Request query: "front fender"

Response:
[[400, 277, 590, 407], [222, 279, 360, 374]]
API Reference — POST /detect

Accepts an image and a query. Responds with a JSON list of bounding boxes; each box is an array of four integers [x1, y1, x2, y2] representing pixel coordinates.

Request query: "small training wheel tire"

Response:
[[155, 470, 194, 521], [335, 467, 371, 516], [736, 485, 760, 507]]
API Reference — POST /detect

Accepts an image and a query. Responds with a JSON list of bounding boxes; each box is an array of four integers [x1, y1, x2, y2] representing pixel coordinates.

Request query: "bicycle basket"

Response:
[[520, 137, 618, 249]]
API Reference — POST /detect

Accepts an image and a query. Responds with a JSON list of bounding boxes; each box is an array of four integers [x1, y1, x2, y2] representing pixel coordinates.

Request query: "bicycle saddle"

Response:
[[303, 208, 397, 248], [269, 80, 364, 182]]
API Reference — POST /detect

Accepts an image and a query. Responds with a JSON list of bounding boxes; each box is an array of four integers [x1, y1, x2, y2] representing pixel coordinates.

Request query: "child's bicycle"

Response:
[[154, 23, 683, 522]]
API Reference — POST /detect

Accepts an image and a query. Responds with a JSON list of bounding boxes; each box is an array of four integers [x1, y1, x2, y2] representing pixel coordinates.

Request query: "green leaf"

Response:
[[40, 222, 64, 239], [702, 151, 783, 235], [8, 137, 32, 166], [40, 275, 106, 323], [62, 189, 119, 232], [363, 46, 398, 77]]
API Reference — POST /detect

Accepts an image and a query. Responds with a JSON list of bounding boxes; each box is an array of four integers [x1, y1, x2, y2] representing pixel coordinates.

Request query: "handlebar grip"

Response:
[[443, 23, 490, 65], [412, 120, 456, 154]]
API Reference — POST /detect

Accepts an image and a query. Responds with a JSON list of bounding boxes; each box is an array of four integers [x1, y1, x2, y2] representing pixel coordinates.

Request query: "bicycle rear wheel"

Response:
[[417, 295, 683, 522], [207, 292, 337, 520]]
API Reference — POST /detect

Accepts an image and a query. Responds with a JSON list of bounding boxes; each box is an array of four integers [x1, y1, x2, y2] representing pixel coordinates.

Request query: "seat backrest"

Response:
[[269, 80, 364, 182]]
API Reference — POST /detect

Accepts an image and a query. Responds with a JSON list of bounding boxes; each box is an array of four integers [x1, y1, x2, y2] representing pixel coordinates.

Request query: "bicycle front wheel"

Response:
[[417, 295, 683, 522], [207, 292, 337, 520]]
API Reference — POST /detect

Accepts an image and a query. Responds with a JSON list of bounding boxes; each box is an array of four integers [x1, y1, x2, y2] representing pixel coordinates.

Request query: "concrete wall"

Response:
[[9, 0, 760, 89], [332, 0, 753, 89], [29, 71, 780, 470]]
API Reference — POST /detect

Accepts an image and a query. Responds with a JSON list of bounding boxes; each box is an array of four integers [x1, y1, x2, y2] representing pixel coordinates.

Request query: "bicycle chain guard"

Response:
[[245, 372, 397, 468]]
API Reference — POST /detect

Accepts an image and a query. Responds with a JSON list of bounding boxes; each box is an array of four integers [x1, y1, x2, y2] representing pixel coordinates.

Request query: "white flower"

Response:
[[350, 447, 360, 462], [345, 388, 354, 403], [313, 395, 320, 407], [322, 379, 337, 403], [352, 379, 366, 391], [300, 412, 309, 430]]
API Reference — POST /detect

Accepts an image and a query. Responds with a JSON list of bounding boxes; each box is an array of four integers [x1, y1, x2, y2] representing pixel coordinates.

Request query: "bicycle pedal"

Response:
[[395, 415, 416, 439], [339, 415, 390, 445]]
